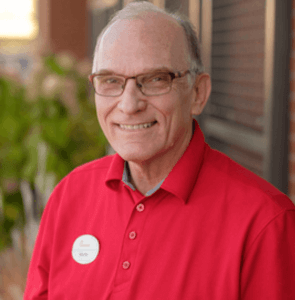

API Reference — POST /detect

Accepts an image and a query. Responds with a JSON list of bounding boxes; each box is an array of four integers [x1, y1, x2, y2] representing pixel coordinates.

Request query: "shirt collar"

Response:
[[160, 119, 205, 203], [105, 119, 206, 203], [105, 153, 125, 190]]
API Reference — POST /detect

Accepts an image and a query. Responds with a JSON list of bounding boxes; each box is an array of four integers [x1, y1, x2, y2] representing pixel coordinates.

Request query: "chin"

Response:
[[118, 152, 151, 163], [115, 147, 156, 163]]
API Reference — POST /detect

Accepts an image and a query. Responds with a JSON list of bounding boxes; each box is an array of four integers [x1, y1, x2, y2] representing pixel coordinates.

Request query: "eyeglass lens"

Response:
[[92, 72, 172, 96]]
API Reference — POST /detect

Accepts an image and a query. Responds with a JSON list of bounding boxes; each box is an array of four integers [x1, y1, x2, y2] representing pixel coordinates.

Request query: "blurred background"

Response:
[[0, 0, 294, 298]]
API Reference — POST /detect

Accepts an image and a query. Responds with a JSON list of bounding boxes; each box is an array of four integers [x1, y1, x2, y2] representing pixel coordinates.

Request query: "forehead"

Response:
[[95, 13, 190, 74]]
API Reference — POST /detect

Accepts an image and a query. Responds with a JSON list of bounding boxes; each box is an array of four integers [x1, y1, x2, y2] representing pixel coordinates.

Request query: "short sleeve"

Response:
[[241, 210, 295, 299]]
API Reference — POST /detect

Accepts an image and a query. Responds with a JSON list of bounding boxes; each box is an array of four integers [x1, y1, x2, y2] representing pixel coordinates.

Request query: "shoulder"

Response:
[[70, 154, 114, 175], [38, 155, 117, 229], [49, 155, 115, 199], [203, 146, 294, 212], [199, 146, 295, 253]]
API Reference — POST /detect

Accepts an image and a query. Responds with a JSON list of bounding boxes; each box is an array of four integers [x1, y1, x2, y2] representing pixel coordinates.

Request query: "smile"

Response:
[[119, 121, 157, 130]]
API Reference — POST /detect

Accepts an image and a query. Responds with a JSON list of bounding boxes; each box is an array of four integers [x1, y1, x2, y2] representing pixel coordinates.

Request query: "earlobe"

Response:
[[191, 73, 211, 116]]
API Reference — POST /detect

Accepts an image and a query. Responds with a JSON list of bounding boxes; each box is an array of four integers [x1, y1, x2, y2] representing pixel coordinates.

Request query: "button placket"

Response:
[[114, 200, 149, 289]]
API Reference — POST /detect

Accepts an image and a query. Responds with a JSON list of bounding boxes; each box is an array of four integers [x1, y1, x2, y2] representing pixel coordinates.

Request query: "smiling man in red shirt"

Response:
[[24, 2, 295, 299]]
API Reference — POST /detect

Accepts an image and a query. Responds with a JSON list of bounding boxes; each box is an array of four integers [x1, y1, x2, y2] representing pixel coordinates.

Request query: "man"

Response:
[[25, 2, 295, 299]]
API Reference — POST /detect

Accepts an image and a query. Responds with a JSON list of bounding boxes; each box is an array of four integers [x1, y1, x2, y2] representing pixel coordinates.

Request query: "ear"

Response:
[[191, 73, 211, 116]]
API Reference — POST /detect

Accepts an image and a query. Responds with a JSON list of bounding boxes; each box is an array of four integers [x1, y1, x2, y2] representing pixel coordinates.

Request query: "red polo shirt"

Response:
[[25, 121, 295, 300]]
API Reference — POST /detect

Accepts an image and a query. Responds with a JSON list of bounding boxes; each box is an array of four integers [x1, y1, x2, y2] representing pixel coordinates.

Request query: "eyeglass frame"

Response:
[[88, 69, 194, 97]]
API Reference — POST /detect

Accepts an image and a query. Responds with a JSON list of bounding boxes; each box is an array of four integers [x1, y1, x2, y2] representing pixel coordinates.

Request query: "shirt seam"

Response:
[[242, 208, 295, 262]]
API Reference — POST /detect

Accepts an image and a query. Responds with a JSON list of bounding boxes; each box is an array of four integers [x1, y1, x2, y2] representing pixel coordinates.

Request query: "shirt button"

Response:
[[136, 203, 144, 212], [122, 261, 131, 270], [129, 231, 137, 240]]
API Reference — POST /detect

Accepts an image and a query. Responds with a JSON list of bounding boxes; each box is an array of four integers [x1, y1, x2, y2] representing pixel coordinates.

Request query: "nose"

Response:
[[117, 78, 147, 115]]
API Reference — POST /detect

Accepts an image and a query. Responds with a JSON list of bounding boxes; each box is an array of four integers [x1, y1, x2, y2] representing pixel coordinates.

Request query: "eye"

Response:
[[142, 73, 171, 88], [104, 77, 120, 84], [143, 73, 169, 84], [151, 76, 164, 82], [150, 74, 168, 82]]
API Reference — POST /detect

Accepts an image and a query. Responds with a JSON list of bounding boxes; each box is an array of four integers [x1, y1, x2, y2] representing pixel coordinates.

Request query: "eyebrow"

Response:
[[94, 67, 174, 76]]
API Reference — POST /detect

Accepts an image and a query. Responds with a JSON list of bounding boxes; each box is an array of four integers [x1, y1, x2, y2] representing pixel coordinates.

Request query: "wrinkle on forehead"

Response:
[[102, 11, 184, 44], [97, 12, 190, 71]]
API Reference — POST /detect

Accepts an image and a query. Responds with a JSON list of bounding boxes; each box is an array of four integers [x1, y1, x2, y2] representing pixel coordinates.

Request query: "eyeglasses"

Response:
[[89, 70, 192, 97]]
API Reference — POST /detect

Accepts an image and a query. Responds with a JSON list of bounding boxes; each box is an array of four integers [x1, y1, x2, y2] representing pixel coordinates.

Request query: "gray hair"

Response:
[[92, 1, 204, 74]]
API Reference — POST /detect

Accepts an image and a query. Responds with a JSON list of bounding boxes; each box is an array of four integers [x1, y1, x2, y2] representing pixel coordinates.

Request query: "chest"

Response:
[[48, 187, 243, 300]]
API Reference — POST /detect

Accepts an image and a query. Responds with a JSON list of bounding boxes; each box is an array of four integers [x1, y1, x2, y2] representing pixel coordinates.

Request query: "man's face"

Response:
[[93, 14, 200, 164]]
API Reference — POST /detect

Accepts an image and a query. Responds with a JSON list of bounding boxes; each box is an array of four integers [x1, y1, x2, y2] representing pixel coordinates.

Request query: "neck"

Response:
[[128, 127, 194, 195]]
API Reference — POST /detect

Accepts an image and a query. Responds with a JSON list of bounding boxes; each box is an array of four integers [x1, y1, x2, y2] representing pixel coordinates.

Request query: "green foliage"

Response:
[[0, 53, 107, 251]]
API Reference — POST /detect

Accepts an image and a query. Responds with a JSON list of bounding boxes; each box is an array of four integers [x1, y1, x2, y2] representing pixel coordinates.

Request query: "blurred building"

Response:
[[0, 0, 295, 298]]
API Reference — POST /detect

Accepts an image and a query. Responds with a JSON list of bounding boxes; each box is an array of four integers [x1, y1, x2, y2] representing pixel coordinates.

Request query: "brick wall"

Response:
[[38, 0, 88, 59], [289, 0, 295, 203], [205, 0, 265, 178]]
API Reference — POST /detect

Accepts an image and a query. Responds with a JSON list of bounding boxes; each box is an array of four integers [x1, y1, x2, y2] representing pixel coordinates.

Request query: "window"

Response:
[[0, 0, 38, 39]]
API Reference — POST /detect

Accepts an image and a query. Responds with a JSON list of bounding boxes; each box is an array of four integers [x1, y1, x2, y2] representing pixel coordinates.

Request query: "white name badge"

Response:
[[72, 234, 100, 264]]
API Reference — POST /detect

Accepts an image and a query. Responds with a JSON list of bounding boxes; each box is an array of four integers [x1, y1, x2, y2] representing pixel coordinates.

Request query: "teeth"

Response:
[[119, 122, 155, 130]]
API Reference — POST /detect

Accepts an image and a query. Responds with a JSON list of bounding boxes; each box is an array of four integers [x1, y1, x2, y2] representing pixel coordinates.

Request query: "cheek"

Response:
[[95, 98, 114, 126], [165, 91, 193, 121], [176, 88, 195, 116], [95, 104, 104, 127]]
